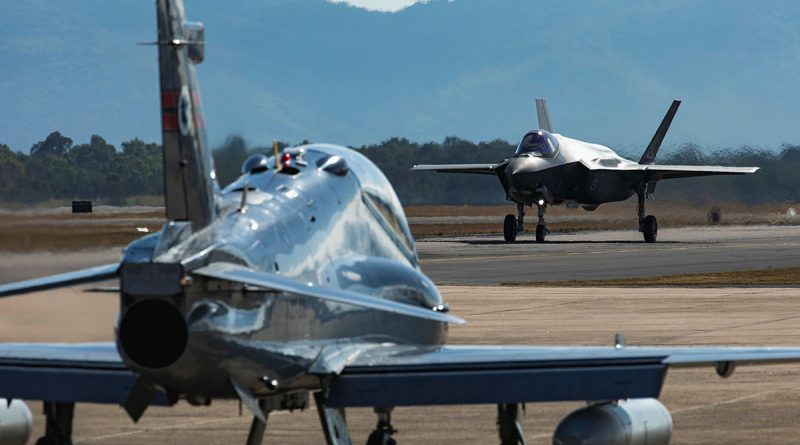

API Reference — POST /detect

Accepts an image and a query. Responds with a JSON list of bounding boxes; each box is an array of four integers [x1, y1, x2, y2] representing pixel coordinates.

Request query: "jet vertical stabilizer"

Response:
[[157, 0, 219, 230], [639, 100, 681, 165], [535, 98, 553, 132]]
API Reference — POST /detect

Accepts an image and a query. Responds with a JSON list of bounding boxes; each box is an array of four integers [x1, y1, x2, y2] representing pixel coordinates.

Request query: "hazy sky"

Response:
[[2, 0, 799, 155]]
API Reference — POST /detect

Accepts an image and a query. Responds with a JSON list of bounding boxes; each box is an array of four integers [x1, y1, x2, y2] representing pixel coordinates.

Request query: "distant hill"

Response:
[[2, 0, 800, 153]]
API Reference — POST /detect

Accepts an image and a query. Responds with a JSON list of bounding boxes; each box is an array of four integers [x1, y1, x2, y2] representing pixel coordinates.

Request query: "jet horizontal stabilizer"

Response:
[[0, 263, 119, 298], [193, 262, 465, 324]]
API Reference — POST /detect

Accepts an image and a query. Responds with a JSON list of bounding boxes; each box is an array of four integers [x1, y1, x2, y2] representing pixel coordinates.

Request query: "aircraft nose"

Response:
[[507, 156, 540, 176]]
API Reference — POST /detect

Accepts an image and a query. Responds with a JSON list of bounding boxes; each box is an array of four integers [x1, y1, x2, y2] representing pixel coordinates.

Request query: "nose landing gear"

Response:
[[534, 203, 547, 243], [503, 202, 547, 243]]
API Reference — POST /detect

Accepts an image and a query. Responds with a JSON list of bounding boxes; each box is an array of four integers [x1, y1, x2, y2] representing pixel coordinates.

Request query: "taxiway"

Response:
[[417, 225, 800, 284]]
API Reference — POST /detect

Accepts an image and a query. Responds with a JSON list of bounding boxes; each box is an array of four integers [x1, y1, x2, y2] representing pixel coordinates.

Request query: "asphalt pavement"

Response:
[[417, 225, 800, 284]]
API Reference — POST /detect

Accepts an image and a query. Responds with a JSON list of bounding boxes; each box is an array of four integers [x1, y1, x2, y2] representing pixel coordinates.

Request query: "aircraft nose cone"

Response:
[[507, 157, 543, 191], [507, 156, 539, 176]]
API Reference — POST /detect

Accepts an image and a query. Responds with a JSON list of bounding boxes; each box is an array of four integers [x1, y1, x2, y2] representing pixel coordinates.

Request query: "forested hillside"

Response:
[[1, 131, 798, 206]]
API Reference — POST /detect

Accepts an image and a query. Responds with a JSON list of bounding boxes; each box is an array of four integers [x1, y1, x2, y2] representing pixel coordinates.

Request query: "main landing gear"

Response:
[[366, 407, 397, 445], [36, 401, 74, 445], [504, 203, 547, 243], [637, 185, 657, 243], [497, 403, 526, 445]]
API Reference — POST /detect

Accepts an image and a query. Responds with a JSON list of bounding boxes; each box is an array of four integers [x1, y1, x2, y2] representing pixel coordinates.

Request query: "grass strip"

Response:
[[502, 267, 800, 287]]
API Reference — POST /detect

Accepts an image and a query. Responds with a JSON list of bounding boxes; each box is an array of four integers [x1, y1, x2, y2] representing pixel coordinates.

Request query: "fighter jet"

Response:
[[0, 2, 798, 445], [412, 99, 758, 243]]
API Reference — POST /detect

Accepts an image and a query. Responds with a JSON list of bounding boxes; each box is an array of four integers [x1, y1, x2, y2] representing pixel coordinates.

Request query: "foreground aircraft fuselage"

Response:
[[2, 2, 800, 445], [412, 100, 758, 243], [117, 144, 448, 399]]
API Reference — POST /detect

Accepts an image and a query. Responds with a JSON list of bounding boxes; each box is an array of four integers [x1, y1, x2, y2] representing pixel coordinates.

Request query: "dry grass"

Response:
[[0, 201, 797, 251], [0, 207, 162, 252], [503, 267, 800, 287]]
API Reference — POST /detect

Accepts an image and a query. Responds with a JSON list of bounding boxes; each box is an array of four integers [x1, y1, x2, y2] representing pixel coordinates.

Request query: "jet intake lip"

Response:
[[118, 299, 188, 370]]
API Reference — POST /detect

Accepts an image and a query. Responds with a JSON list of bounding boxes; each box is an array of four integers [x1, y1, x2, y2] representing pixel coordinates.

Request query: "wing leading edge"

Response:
[[0, 263, 119, 299], [325, 344, 800, 407], [579, 160, 759, 181], [0, 342, 170, 406], [193, 262, 464, 324]]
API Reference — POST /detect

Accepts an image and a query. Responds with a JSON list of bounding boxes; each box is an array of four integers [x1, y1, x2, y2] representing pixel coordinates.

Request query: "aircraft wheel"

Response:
[[503, 214, 517, 242], [643, 215, 658, 243], [535, 224, 546, 243], [366, 431, 396, 445]]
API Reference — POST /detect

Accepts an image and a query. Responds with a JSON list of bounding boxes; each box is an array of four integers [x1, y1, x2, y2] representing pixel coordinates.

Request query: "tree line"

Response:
[[1, 131, 798, 206]]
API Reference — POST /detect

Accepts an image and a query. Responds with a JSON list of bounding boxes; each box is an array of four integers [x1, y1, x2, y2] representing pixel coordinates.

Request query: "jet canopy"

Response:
[[515, 130, 559, 158]]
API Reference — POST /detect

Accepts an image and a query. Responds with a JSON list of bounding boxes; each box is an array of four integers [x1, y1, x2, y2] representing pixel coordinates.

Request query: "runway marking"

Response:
[[420, 240, 800, 264], [77, 412, 287, 443], [671, 387, 795, 414]]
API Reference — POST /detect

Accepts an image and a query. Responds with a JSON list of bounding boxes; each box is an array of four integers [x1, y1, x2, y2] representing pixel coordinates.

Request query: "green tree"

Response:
[[30, 131, 72, 158]]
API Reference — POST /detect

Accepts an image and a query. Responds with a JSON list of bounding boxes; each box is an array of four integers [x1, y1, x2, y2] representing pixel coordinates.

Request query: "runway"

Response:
[[0, 225, 799, 443], [1, 225, 795, 287], [417, 225, 800, 284], [1, 285, 800, 444]]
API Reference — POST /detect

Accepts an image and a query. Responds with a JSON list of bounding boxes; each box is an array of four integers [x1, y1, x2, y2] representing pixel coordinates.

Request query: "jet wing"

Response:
[[0, 342, 170, 406], [0, 263, 119, 298], [193, 262, 464, 324], [411, 164, 498, 175], [325, 344, 800, 407], [579, 160, 759, 181]]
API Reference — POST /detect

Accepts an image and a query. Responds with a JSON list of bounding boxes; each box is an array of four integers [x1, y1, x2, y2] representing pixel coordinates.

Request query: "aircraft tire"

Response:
[[503, 214, 517, 242], [535, 224, 546, 243], [643, 215, 658, 243]]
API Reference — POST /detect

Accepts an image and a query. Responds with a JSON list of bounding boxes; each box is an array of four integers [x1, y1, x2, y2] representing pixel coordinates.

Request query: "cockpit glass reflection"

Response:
[[515, 130, 559, 158]]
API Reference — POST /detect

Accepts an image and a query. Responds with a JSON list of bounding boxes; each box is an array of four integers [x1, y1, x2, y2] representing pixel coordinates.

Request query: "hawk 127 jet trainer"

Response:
[[0, 2, 798, 445], [412, 99, 758, 243]]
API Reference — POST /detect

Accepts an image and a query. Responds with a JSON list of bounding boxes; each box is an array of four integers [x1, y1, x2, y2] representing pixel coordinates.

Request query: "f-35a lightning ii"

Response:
[[412, 99, 758, 243], [0, 2, 796, 445]]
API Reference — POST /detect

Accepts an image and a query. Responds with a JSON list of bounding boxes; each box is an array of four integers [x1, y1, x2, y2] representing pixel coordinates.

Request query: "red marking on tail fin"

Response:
[[161, 90, 180, 109], [162, 111, 179, 132]]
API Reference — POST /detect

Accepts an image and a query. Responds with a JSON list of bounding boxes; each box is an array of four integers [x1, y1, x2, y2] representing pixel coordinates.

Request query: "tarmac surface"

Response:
[[1, 285, 800, 444], [1, 225, 796, 286], [0, 225, 799, 443], [417, 225, 800, 284]]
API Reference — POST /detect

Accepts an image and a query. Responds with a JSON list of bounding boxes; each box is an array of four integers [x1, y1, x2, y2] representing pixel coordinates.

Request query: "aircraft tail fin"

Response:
[[639, 100, 681, 165], [156, 0, 219, 230], [535, 98, 553, 132]]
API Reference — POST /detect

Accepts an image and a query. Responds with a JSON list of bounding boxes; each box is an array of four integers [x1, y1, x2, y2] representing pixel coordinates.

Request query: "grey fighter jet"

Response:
[[0, 2, 797, 445], [412, 99, 758, 243]]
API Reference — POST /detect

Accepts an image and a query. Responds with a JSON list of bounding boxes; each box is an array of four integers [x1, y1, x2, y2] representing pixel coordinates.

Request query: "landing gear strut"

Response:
[[497, 403, 526, 445], [36, 401, 74, 445], [366, 407, 396, 445], [535, 203, 547, 243], [314, 392, 353, 445], [637, 184, 657, 243], [245, 400, 270, 445]]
